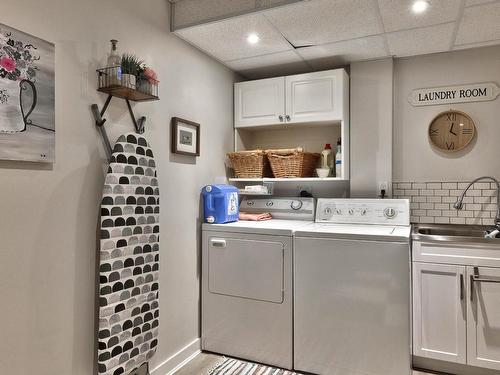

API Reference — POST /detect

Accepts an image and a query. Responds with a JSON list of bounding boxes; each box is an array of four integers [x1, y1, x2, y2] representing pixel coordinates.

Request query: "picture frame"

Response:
[[171, 117, 200, 156]]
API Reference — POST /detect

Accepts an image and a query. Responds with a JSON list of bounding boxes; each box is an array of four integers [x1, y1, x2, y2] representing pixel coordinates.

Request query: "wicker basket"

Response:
[[266, 148, 320, 178], [227, 150, 272, 178]]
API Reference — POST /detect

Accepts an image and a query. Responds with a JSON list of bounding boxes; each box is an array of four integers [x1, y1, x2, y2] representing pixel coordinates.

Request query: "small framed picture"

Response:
[[171, 117, 200, 156]]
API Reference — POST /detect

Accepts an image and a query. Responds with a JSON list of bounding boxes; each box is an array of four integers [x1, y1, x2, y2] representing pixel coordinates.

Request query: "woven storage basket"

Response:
[[266, 148, 320, 178], [227, 150, 272, 178]]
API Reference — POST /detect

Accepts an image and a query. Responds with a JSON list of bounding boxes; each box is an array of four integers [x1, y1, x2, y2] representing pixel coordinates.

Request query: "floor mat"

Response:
[[207, 357, 301, 375]]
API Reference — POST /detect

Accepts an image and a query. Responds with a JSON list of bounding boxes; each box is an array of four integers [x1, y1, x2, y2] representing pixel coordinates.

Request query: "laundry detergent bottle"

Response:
[[202, 184, 239, 224]]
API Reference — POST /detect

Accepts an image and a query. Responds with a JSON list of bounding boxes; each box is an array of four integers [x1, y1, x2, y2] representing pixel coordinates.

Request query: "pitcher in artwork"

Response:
[[0, 30, 38, 133]]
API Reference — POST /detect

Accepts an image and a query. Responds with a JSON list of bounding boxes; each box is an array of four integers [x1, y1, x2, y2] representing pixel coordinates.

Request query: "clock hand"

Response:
[[449, 123, 457, 136]]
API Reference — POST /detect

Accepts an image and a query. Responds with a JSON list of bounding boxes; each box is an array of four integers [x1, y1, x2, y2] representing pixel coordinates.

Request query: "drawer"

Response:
[[413, 240, 500, 267]]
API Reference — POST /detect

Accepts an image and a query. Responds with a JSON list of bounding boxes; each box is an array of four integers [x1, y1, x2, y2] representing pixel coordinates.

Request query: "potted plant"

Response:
[[121, 53, 142, 89], [137, 65, 158, 95]]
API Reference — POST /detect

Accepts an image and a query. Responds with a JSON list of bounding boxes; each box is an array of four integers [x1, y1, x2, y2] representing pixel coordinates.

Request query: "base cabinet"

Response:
[[412, 263, 467, 364], [413, 260, 500, 372], [467, 266, 500, 371]]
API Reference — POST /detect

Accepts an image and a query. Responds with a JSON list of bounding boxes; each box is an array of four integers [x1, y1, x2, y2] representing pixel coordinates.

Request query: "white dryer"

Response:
[[294, 199, 411, 375], [201, 197, 315, 370]]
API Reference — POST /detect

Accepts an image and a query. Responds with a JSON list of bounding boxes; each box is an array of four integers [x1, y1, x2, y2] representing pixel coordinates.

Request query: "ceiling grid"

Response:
[[172, 0, 500, 78]]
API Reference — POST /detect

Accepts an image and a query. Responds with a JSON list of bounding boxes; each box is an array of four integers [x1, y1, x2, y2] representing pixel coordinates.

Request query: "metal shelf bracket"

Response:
[[91, 95, 147, 159]]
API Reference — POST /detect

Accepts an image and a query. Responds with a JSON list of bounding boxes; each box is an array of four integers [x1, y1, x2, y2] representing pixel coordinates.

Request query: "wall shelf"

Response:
[[229, 177, 347, 183]]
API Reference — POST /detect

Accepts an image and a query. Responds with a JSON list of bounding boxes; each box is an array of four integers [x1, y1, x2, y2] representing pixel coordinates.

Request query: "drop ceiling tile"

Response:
[[378, 0, 461, 32], [173, 0, 255, 29], [175, 13, 291, 61], [456, 2, 500, 45], [297, 35, 389, 68], [225, 50, 308, 71], [386, 22, 455, 57], [263, 0, 383, 46]]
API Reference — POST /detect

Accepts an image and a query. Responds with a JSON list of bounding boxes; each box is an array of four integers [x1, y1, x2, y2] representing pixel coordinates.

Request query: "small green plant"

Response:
[[121, 54, 143, 75]]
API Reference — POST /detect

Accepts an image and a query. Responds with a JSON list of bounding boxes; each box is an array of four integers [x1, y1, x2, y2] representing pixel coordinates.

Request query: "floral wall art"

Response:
[[0, 23, 55, 162]]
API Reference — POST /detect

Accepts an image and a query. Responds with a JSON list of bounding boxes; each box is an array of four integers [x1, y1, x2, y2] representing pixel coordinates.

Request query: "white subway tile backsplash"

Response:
[[394, 181, 498, 224], [435, 203, 450, 210], [413, 196, 427, 203], [435, 217, 450, 224], [427, 210, 442, 217], [434, 190, 449, 196], [427, 196, 442, 203], [473, 182, 490, 190]]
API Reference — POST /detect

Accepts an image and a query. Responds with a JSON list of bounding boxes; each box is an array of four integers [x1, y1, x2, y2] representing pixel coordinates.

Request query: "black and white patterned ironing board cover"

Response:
[[98, 133, 159, 375]]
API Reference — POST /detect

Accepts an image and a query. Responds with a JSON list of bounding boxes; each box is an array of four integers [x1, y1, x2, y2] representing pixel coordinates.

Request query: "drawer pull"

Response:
[[210, 239, 226, 248], [472, 266, 500, 284]]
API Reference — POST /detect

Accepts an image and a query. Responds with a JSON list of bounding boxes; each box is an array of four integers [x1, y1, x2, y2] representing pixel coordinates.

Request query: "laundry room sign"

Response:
[[409, 82, 500, 106]]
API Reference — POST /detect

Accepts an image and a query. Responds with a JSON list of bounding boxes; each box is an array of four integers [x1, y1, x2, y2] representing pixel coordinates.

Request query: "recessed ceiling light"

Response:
[[247, 33, 260, 45], [412, 0, 429, 14]]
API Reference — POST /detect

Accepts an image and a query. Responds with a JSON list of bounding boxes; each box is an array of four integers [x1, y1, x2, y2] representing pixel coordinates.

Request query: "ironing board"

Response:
[[98, 133, 160, 375]]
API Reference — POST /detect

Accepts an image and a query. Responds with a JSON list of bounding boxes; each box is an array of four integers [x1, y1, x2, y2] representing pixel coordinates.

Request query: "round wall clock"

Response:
[[428, 110, 476, 152]]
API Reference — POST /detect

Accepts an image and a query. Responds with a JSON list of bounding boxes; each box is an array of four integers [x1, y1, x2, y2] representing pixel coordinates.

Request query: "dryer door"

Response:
[[208, 236, 284, 303]]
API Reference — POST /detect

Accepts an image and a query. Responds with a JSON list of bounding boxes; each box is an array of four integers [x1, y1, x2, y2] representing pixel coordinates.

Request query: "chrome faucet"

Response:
[[453, 176, 500, 238]]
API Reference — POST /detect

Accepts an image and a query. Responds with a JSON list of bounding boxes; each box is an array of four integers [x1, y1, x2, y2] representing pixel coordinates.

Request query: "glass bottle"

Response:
[[107, 39, 121, 86]]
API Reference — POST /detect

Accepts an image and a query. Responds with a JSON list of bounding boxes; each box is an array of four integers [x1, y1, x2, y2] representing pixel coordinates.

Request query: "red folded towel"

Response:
[[239, 212, 273, 221]]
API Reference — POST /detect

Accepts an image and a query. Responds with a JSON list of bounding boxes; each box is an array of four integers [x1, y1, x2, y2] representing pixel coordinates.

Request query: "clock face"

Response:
[[428, 110, 476, 152]]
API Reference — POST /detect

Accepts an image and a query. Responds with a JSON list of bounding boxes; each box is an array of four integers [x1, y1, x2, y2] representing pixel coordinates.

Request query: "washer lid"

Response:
[[295, 223, 411, 242]]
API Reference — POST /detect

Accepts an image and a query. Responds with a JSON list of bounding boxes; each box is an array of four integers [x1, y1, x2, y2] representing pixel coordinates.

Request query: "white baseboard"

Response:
[[151, 338, 201, 375]]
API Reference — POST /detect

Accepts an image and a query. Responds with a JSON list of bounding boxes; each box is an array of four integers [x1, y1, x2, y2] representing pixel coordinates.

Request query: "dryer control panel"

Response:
[[316, 199, 410, 226], [240, 197, 315, 220]]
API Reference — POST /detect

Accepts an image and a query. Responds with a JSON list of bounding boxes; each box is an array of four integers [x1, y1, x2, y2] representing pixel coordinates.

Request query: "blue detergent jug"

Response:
[[202, 184, 239, 224]]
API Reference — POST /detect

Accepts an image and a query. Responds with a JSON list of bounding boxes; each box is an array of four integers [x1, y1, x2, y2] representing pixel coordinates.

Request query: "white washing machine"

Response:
[[201, 197, 315, 370], [294, 199, 411, 375]]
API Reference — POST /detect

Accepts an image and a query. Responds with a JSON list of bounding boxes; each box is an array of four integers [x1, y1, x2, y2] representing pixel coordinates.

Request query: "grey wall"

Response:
[[394, 46, 500, 182], [0, 1, 236, 374], [350, 58, 393, 198]]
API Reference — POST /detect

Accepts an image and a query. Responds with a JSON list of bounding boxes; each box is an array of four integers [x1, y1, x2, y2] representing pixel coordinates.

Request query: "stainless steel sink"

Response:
[[413, 224, 500, 243]]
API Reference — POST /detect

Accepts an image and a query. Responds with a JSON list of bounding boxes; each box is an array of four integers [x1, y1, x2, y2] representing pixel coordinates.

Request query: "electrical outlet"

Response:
[[296, 185, 312, 196], [378, 181, 388, 192]]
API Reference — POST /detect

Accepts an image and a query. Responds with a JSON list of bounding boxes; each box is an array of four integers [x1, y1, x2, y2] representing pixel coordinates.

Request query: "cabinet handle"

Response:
[[285, 115, 291, 122], [279, 115, 284, 122], [470, 274, 474, 302], [472, 266, 500, 284], [460, 274, 464, 301], [210, 239, 226, 248]]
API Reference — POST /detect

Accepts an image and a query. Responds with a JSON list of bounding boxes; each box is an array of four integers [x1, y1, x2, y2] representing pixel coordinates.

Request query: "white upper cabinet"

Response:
[[467, 266, 500, 371], [285, 69, 347, 124], [234, 69, 348, 128], [234, 77, 285, 128], [412, 262, 467, 364]]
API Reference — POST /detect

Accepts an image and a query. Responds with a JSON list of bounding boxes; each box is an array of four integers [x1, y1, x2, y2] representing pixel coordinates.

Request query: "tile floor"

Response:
[[173, 352, 435, 375]]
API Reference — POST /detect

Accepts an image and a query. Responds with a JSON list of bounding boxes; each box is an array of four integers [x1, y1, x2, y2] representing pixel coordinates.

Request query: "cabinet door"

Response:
[[234, 77, 285, 128], [412, 262, 467, 364], [467, 266, 500, 370], [285, 69, 345, 124]]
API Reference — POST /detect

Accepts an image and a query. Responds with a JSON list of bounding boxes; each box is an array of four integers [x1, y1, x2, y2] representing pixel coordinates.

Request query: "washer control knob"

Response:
[[384, 207, 397, 219], [266, 201, 274, 207], [290, 200, 303, 210], [324, 207, 332, 215], [247, 201, 254, 206], [335, 208, 342, 215], [348, 209, 354, 215], [360, 209, 367, 216]]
